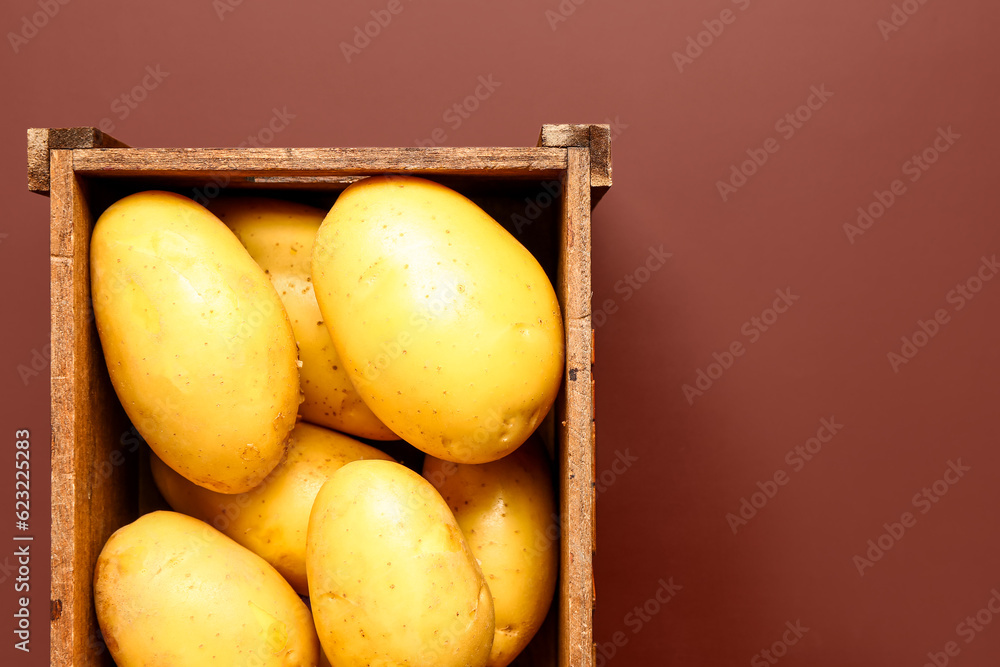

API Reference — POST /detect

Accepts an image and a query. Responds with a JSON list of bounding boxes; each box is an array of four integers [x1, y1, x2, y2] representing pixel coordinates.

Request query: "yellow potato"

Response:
[[94, 511, 320, 666], [307, 460, 494, 666], [210, 197, 396, 440], [150, 421, 393, 595], [424, 437, 557, 666], [91, 191, 299, 493], [312, 175, 564, 464]]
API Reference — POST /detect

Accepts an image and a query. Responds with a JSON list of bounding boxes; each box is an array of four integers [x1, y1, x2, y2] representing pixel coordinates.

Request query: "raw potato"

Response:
[[307, 460, 495, 666], [424, 437, 558, 667], [90, 191, 299, 493], [150, 421, 394, 595], [312, 175, 564, 464], [94, 511, 320, 666], [211, 197, 396, 440]]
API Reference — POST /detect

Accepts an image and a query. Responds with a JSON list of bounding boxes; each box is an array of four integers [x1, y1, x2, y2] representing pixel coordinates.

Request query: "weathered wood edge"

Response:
[[49, 149, 82, 665], [538, 124, 612, 206], [70, 147, 567, 179], [557, 147, 595, 667], [28, 128, 129, 195]]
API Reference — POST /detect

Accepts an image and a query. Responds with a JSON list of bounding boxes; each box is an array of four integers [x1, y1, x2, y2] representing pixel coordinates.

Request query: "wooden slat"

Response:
[[50, 150, 134, 667], [557, 147, 594, 667], [29, 128, 128, 194], [71, 147, 568, 180], [539, 124, 592, 149], [539, 124, 612, 205]]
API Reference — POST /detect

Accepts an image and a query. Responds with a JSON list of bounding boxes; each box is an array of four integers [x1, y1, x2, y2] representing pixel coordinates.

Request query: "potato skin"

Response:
[[423, 437, 558, 667], [210, 197, 396, 440], [94, 511, 320, 666], [90, 191, 299, 493], [150, 421, 393, 595], [307, 460, 494, 666], [311, 175, 563, 464]]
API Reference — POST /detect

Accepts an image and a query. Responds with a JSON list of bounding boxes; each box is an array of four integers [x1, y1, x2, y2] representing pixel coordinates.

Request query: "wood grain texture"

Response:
[[71, 147, 567, 180], [28, 128, 128, 194], [557, 147, 595, 667], [539, 124, 612, 205], [49, 150, 135, 667]]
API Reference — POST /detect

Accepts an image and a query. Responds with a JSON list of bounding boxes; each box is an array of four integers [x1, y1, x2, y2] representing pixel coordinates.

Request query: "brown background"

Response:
[[3, 0, 1000, 664]]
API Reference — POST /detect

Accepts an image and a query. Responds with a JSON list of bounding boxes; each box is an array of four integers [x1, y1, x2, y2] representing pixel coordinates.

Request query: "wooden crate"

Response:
[[29, 123, 610, 667]]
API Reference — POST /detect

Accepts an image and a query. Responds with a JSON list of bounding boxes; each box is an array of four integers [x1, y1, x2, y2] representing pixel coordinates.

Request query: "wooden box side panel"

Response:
[[50, 150, 136, 667], [557, 147, 595, 667]]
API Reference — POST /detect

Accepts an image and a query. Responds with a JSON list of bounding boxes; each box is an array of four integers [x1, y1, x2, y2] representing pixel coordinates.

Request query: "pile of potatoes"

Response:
[[89, 176, 564, 666]]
